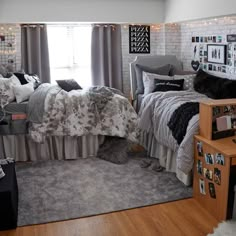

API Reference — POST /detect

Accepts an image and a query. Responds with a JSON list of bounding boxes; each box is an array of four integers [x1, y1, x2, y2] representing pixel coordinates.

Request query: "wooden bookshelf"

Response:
[[199, 99, 236, 140]]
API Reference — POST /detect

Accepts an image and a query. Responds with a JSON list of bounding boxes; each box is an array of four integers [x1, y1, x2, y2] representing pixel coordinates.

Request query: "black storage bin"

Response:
[[0, 163, 18, 230]]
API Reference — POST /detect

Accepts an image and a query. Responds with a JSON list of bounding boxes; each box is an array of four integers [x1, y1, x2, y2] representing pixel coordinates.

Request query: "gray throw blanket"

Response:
[[28, 83, 60, 123]]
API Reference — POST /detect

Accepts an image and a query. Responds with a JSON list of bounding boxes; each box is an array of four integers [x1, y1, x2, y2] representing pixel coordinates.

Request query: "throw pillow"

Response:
[[194, 69, 236, 99], [143, 72, 174, 95], [134, 64, 172, 95], [14, 72, 28, 84], [0, 74, 21, 106], [13, 82, 34, 103], [56, 79, 82, 92], [174, 74, 196, 91], [152, 79, 184, 92]]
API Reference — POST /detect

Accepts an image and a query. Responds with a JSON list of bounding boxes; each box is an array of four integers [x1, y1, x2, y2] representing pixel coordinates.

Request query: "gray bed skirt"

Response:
[[0, 135, 104, 162], [139, 131, 192, 186]]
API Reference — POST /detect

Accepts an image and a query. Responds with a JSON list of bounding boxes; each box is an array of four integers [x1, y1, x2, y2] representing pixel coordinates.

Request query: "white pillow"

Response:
[[174, 74, 196, 91], [13, 82, 34, 103], [143, 72, 174, 95], [0, 74, 21, 104]]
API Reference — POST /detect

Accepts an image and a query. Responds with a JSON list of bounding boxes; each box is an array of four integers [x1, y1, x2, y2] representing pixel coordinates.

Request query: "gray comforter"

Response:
[[28, 85, 138, 143], [138, 90, 209, 173]]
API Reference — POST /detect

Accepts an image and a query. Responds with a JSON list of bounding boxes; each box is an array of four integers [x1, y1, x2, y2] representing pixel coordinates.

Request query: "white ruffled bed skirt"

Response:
[[0, 135, 104, 162], [139, 131, 192, 186]]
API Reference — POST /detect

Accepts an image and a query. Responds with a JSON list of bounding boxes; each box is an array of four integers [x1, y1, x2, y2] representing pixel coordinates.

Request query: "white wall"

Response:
[[165, 0, 236, 23], [0, 0, 165, 23]]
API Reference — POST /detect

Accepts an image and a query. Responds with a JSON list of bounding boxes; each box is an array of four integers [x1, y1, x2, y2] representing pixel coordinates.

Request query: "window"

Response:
[[47, 24, 92, 88]]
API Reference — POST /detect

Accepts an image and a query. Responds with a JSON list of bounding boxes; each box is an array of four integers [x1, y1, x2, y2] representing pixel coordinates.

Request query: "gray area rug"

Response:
[[16, 155, 192, 226]]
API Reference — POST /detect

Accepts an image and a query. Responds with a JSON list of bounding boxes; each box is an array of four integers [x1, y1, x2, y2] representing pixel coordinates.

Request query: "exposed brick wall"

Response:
[[165, 16, 236, 79]]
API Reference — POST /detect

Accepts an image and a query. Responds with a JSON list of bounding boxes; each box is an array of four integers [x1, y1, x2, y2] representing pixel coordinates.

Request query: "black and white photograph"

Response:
[[214, 168, 221, 185], [205, 153, 214, 164], [208, 183, 216, 199], [203, 168, 213, 180], [197, 160, 203, 175], [215, 153, 225, 165], [199, 179, 206, 195], [208, 36, 213, 42], [197, 141, 203, 156], [207, 44, 227, 64], [208, 64, 213, 71], [221, 65, 227, 73]]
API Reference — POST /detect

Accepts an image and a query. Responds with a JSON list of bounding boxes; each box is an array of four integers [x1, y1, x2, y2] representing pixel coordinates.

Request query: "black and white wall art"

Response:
[[207, 44, 227, 64], [129, 25, 150, 54]]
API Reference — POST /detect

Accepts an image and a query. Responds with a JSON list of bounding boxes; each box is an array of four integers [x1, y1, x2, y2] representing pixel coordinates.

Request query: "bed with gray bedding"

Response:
[[129, 55, 207, 185]]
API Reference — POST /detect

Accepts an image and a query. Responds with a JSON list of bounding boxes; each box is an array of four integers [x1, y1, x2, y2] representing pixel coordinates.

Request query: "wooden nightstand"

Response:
[[193, 135, 236, 221]]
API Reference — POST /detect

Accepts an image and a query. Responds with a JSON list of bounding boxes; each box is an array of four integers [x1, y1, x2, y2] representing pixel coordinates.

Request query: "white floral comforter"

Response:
[[28, 85, 138, 143]]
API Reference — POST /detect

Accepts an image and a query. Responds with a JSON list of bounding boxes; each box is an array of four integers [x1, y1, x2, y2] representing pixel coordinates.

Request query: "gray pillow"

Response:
[[170, 66, 196, 76], [135, 64, 172, 95], [56, 79, 82, 92]]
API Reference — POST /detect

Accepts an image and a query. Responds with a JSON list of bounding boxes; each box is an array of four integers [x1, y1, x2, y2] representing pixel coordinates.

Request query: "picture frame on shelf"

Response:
[[207, 44, 227, 64]]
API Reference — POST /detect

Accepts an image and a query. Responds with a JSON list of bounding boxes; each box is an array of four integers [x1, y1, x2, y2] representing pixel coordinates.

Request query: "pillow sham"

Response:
[[174, 74, 196, 91], [0, 64, 14, 77], [135, 64, 172, 95], [13, 82, 35, 103], [143, 72, 174, 95], [152, 79, 184, 92], [56, 79, 82, 92], [0, 74, 21, 107]]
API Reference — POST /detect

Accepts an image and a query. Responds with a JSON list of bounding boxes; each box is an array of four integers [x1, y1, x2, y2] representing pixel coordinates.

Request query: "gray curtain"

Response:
[[21, 24, 50, 83], [91, 24, 123, 91]]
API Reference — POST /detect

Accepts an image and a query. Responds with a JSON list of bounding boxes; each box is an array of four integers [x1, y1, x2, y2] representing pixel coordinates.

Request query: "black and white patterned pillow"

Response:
[[56, 79, 82, 92], [152, 79, 184, 92], [174, 74, 196, 91]]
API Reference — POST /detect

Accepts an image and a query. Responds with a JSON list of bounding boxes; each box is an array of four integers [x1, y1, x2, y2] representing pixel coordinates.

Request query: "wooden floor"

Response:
[[0, 198, 219, 236]]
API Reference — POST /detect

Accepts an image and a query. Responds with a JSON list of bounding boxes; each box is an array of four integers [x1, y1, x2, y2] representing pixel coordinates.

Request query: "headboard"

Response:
[[129, 55, 183, 100]]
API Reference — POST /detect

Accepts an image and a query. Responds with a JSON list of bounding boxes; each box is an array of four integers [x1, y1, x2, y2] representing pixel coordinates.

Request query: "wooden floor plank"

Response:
[[0, 198, 219, 236]]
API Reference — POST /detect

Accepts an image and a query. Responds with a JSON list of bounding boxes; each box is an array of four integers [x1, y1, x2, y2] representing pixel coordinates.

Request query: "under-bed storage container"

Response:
[[0, 115, 28, 135]]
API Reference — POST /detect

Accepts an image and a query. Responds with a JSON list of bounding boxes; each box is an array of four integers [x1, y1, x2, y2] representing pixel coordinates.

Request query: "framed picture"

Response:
[[207, 44, 227, 64], [129, 25, 150, 54]]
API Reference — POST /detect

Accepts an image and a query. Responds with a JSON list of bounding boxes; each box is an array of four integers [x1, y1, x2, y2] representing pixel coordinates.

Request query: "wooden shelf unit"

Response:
[[199, 99, 236, 140], [194, 99, 236, 221]]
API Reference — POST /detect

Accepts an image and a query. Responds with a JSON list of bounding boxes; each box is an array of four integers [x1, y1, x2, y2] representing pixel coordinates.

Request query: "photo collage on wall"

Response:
[[196, 141, 225, 199], [0, 33, 16, 68], [191, 35, 236, 74]]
